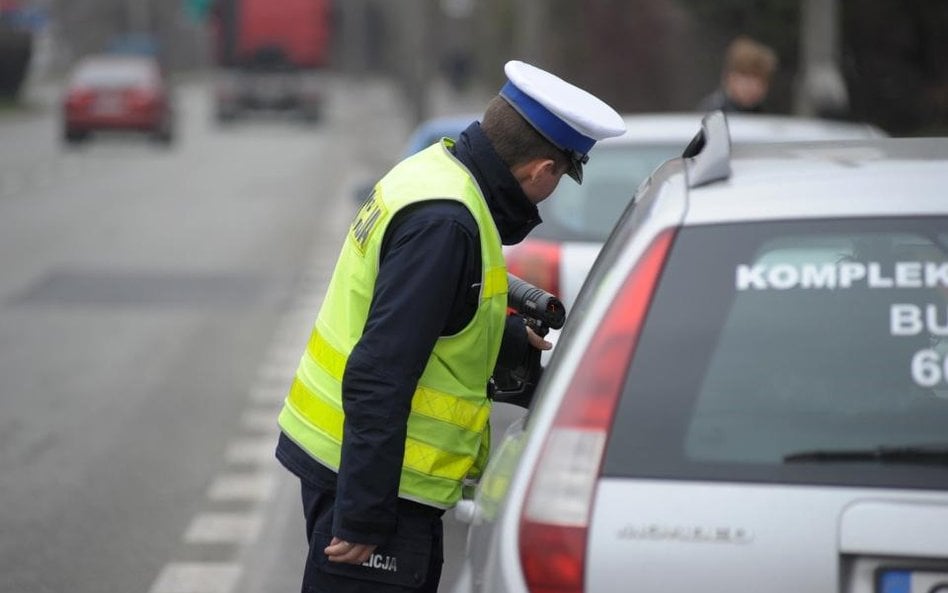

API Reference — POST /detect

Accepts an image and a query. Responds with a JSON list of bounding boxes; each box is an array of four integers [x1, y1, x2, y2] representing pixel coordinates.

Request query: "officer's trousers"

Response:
[[299, 481, 445, 593]]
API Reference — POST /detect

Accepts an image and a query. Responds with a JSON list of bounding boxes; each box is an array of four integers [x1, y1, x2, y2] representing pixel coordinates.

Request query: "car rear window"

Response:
[[533, 144, 682, 242], [603, 217, 948, 489], [73, 59, 157, 87]]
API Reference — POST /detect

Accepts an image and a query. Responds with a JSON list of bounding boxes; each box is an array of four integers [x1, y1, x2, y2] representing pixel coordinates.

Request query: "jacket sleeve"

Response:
[[332, 202, 479, 544]]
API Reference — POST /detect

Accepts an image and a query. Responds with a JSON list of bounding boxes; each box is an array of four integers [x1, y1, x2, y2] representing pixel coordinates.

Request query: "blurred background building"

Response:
[[2, 0, 946, 136]]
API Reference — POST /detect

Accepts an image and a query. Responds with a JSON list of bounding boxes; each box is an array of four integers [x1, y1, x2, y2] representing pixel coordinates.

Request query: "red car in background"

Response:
[[62, 54, 175, 145]]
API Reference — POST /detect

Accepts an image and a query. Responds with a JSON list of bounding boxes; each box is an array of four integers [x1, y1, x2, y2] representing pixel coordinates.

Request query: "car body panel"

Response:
[[557, 241, 599, 307], [454, 129, 948, 593], [588, 481, 948, 593], [684, 140, 948, 224]]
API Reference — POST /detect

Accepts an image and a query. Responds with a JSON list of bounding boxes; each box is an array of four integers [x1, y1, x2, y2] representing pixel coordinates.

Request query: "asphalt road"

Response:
[[0, 72, 514, 593]]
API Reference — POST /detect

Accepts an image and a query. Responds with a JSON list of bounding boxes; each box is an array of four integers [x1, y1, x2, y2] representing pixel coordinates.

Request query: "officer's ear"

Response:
[[513, 158, 562, 204], [513, 158, 558, 185]]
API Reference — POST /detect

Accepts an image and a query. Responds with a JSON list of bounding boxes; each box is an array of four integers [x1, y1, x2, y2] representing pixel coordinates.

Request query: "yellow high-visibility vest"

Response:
[[278, 140, 509, 508]]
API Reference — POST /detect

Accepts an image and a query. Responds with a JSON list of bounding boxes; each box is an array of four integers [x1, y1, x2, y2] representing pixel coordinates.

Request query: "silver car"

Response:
[[453, 112, 948, 593]]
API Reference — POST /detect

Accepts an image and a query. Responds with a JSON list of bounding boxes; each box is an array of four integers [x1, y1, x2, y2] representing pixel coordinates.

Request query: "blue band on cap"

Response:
[[500, 81, 596, 157]]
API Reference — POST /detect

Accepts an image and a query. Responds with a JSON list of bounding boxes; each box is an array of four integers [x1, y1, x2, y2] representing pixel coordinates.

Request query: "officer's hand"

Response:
[[526, 326, 552, 351], [324, 536, 377, 564]]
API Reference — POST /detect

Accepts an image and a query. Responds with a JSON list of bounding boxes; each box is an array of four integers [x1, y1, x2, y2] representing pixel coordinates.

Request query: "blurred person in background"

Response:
[[274, 60, 625, 593], [699, 35, 779, 113]]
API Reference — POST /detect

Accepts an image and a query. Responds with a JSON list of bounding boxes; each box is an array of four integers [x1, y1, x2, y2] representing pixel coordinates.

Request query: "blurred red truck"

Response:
[[210, 0, 331, 122]]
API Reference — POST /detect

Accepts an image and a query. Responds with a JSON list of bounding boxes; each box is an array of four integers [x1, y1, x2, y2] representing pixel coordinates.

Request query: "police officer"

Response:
[[275, 60, 625, 593]]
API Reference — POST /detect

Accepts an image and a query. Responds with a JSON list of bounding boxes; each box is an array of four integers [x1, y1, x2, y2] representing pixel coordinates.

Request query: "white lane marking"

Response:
[[149, 562, 242, 593], [226, 437, 277, 465], [184, 512, 263, 544], [207, 473, 276, 502]]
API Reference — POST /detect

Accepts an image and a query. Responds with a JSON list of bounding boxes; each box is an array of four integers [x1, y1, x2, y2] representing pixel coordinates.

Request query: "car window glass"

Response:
[[534, 144, 681, 242], [604, 218, 948, 489], [74, 60, 156, 87]]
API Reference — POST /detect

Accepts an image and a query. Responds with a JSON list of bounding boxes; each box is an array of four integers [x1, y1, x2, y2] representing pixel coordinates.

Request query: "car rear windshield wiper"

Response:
[[783, 445, 948, 465]]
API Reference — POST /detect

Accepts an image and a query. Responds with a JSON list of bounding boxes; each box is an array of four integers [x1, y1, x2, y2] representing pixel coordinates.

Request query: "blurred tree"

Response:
[[472, 0, 778, 114], [47, 0, 208, 71], [472, 0, 704, 113], [675, 0, 800, 113], [572, 0, 696, 112], [796, 0, 849, 118], [183, 0, 212, 24], [342, 0, 947, 134], [0, 13, 32, 99], [472, 0, 515, 90], [840, 0, 948, 135], [576, 0, 946, 133]]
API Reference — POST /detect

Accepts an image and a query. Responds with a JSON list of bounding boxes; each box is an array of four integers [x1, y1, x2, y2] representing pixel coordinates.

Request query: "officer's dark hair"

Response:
[[481, 95, 571, 173]]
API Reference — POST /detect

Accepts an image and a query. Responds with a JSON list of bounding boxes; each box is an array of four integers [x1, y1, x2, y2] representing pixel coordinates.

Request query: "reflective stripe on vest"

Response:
[[278, 140, 508, 508]]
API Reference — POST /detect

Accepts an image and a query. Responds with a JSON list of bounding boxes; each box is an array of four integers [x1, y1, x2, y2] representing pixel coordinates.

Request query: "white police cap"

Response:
[[500, 60, 626, 183]]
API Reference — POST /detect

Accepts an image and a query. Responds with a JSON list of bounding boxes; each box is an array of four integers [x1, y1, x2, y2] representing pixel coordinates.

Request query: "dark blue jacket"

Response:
[[276, 122, 540, 545]]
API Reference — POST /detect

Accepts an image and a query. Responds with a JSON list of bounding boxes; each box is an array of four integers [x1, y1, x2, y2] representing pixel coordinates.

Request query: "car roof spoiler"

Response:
[[682, 110, 731, 188]]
